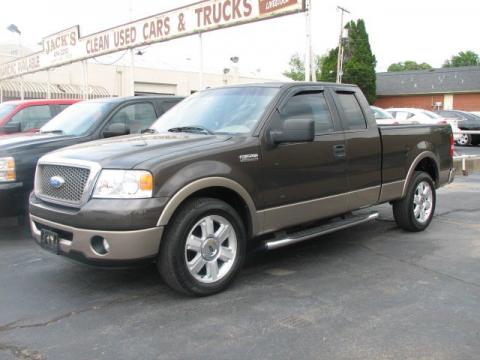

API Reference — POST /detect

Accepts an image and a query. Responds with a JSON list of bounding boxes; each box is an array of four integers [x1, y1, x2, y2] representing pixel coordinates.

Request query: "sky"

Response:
[[1, 0, 479, 80]]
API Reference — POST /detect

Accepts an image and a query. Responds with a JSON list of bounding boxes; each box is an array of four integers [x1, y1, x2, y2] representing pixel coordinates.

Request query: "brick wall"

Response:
[[374, 95, 443, 110], [453, 93, 480, 111], [375, 93, 480, 111]]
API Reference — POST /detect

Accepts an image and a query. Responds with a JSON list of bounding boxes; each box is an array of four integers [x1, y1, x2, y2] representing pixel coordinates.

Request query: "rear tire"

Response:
[[158, 197, 246, 296], [456, 133, 471, 146], [393, 171, 436, 232]]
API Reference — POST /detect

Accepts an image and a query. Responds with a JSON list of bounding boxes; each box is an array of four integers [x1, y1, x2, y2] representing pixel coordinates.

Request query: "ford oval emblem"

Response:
[[49, 176, 65, 189]]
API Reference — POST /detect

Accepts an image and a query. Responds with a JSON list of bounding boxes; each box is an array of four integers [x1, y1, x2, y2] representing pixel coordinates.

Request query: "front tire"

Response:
[[158, 198, 246, 296], [393, 171, 436, 232]]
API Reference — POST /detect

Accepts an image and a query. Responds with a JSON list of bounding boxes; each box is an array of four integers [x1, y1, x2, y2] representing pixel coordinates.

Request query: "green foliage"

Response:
[[283, 53, 323, 81], [283, 19, 377, 104], [319, 48, 338, 82], [443, 51, 480, 67], [283, 53, 305, 81], [342, 19, 377, 104], [387, 61, 432, 72]]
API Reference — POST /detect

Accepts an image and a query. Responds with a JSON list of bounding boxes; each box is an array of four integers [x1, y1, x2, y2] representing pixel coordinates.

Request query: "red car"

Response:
[[0, 99, 80, 136]]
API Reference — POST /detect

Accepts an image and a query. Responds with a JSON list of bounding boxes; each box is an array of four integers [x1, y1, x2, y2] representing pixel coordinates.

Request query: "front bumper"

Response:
[[30, 214, 164, 267], [0, 182, 26, 216]]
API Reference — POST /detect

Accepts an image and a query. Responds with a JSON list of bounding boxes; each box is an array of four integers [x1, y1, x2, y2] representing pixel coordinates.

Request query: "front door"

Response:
[[259, 87, 349, 232]]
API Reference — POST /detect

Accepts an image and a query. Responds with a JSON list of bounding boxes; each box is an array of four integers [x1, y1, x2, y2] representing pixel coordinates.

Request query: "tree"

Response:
[[387, 61, 432, 72], [319, 48, 338, 82], [283, 53, 305, 81], [443, 51, 480, 67], [342, 19, 377, 104], [283, 53, 322, 81], [283, 19, 377, 104]]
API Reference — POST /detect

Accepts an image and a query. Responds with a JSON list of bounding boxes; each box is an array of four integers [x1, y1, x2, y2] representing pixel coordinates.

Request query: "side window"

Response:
[[337, 93, 367, 130], [9, 105, 53, 131], [56, 104, 71, 112], [281, 92, 334, 134], [109, 102, 157, 134], [396, 111, 414, 121], [160, 100, 180, 114]]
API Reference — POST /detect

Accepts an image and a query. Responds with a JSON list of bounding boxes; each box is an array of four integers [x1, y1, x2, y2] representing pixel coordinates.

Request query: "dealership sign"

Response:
[[0, 0, 305, 80]]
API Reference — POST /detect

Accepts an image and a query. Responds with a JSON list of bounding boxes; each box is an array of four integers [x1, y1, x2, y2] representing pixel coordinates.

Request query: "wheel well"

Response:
[[415, 157, 438, 185], [182, 187, 253, 237]]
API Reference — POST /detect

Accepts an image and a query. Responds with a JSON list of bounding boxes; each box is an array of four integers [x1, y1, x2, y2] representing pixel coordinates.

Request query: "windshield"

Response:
[[422, 110, 441, 119], [0, 103, 16, 120], [460, 111, 480, 121], [371, 106, 393, 120], [40, 101, 114, 136], [151, 87, 279, 135]]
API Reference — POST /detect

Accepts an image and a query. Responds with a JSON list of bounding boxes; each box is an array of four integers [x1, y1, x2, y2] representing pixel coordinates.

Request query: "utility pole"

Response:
[[336, 6, 350, 84], [198, 33, 204, 90], [305, 0, 312, 81]]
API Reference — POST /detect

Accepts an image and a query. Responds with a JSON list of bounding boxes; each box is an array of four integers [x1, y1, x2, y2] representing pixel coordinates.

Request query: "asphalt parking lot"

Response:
[[1, 174, 480, 360]]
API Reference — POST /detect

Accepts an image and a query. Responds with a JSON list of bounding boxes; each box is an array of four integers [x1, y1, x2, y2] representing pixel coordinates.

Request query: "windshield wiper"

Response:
[[141, 128, 157, 134], [39, 130, 64, 134], [167, 126, 214, 135]]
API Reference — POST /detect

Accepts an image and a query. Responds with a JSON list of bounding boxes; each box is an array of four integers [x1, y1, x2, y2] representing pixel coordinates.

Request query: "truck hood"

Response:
[[48, 133, 231, 169], [0, 132, 71, 152]]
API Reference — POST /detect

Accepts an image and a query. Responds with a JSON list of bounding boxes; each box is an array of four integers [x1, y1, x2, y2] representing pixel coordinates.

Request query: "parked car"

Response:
[[371, 106, 397, 125], [387, 107, 461, 142], [0, 99, 79, 136], [0, 95, 183, 217], [29, 82, 454, 296], [435, 110, 480, 146]]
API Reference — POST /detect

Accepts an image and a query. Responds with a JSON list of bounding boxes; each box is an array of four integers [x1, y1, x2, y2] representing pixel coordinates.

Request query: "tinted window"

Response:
[[161, 100, 181, 113], [40, 102, 114, 136], [9, 105, 52, 131], [0, 103, 16, 120], [282, 92, 334, 134], [108, 102, 157, 134], [337, 93, 366, 130], [56, 104, 71, 112]]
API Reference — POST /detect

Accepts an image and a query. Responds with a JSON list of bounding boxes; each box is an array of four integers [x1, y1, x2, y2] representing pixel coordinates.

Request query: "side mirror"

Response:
[[1, 122, 21, 134], [268, 118, 315, 145], [103, 123, 130, 138]]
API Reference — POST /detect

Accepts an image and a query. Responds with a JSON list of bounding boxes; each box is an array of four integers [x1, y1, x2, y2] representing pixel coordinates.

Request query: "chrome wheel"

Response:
[[456, 133, 470, 146], [413, 181, 433, 224], [184, 215, 237, 284]]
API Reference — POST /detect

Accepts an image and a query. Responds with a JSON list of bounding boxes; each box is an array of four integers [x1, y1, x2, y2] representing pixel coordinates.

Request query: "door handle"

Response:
[[333, 144, 346, 158]]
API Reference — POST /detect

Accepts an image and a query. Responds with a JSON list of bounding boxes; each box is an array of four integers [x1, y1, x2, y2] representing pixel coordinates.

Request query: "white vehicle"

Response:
[[387, 107, 461, 142], [371, 106, 398, 125]]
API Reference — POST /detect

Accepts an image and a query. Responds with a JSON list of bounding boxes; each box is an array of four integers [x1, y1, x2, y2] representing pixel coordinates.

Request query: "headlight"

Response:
[[92, 170, 153, 199], [0, 157, 16, 182]]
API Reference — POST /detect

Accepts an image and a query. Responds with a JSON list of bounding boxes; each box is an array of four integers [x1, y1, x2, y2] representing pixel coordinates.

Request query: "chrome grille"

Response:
[[38, 165, 90, 204]]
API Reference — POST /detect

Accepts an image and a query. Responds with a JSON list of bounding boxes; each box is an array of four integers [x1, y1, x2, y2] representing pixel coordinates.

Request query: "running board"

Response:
[[264, 212, 379, 250]]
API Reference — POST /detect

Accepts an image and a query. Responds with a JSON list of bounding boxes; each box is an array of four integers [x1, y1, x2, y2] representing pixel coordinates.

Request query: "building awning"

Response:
[[0, 80, 110, 101]]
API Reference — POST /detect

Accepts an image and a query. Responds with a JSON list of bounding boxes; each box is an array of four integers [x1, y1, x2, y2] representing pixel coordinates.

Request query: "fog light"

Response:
[[91, 236, 110, 255]]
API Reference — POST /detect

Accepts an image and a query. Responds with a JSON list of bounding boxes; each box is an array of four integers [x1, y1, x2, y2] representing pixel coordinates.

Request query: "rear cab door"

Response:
[[329, 87, 382, 210]]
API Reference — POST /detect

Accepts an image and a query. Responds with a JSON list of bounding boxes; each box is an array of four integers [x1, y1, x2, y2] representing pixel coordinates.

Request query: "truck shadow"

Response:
[[0, 213, 398, 303]]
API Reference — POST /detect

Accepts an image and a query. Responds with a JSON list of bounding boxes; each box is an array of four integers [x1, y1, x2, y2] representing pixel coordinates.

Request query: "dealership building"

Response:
[[0, 43, 277, 101], [374, 66, 480, 111]]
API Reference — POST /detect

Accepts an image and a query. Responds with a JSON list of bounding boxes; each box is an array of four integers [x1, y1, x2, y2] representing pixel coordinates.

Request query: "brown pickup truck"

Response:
[[29, 82, 455, 296]]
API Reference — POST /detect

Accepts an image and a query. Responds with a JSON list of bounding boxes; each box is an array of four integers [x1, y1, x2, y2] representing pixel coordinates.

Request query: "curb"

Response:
[[453, 156, 480, 176]]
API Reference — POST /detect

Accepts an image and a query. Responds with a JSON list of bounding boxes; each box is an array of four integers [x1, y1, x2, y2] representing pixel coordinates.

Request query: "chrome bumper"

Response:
[[30, 214, 163, 263]]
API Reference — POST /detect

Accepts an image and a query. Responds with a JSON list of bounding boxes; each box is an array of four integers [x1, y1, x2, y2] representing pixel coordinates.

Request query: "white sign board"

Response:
[[0, 0, 305, 80]]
